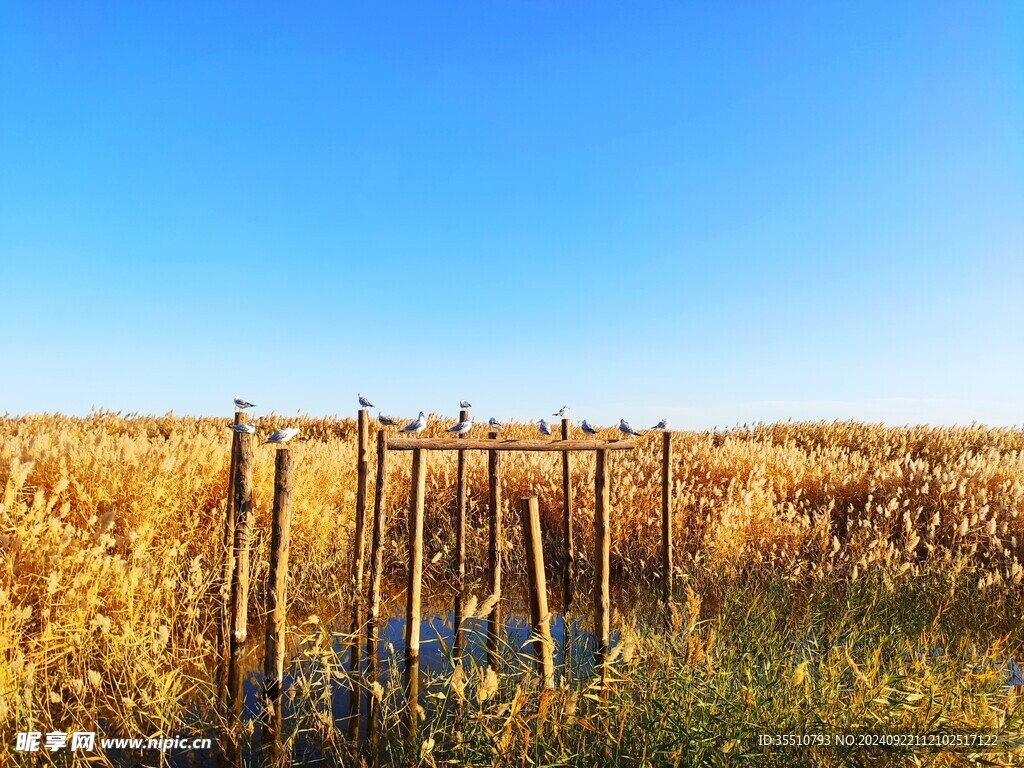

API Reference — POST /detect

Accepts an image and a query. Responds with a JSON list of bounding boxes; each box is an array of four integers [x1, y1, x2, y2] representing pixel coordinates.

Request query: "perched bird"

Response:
[[487, 417, 504, 430], [538, 419, 552, 436], [234, 395, 255, 411], [581, 420, 599, 435], [402, 412, 428, 434], [228, 423, 257, 434], [358, 393, 374, 409], [378, 414, 399, 427], [265, 427, 300, 445], [618, 419, 641, 437], [553, 406, 571, 418], [448, 418, 473, 436], [460, 400, 472, 409], [651, 419, 671, 430]]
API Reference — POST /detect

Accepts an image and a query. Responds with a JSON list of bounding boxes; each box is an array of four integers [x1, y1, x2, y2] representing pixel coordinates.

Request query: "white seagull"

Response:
[[460, 400, 472, 409], [538, 419, 552, 436], [401, 412, 428, 434], [265, 427, 300, 445], [448, 418, 473, 436], [553, 406, 570, 418], [487, 417, 504, 430], [358, 393, 374, 409], [618, 419, 641, 437], [234, 396, 255, 411], [581, 420, 599, 435], [651, 419, 671, 430], [378, 414, 399, 427], [228, 423, 257, 434]]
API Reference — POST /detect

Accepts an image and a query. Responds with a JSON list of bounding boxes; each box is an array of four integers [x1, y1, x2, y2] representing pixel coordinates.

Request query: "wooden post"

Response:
[[561, 418, 574, 574], [453, 408, 469, 662], [486, 431, 503, 671], [662, 431, 674, 605], [404, 448, 427, 741], [227, 430, 255, 714], [263, 448, 293, 753], [347, 409, 370, 741], [521, 496, 555, 689], [366, 431, 387, 759], [219, 411, 245, 698], [594, 448, 610, 683]]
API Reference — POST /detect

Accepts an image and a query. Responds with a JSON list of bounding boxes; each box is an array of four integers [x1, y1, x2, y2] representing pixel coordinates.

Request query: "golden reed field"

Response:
[[3, 412, 1024, 764]]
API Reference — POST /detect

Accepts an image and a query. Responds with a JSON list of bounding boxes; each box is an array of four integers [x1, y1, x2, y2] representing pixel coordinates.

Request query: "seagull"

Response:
[[449, 418, 473, 436], [618, 419, 641, 437], [228, 423, 257, 434], [234, 396, 255, 411], [401, 412, 427, 434], [581, 420, 599, 435], [378, 414, 399, 427], [553, 406, 570, 418], [460, 400, 472, 409], [539, 419, 552, 436], [651, 418, 671, 430], [487, 417, 504, 430], [264, 427, 300, 445], [358, 393, 374, 409]]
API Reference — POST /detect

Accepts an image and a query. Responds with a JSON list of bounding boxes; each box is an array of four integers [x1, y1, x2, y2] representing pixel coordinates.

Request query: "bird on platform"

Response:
[[402, 412, 428, 434], [539, 419, 552, 436], [618, 419, 641, 437], [553, 406, 570, 418], [234, 396, 255, 411], [358, 393, 374, 409], [651, 418, 671, 430], [449, 418, 473, 436], [487, 417, 504, 430], [228, 423, 257, 434], [378, 414, 399, 427], [265, 427, 300, 445], [460, 400, 472, 409], [581, 420, 599, 435]]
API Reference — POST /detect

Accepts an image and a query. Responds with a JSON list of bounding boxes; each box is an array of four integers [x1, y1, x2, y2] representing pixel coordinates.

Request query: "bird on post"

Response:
[[358, 393, 374, 409], [487, 417, 504, 431], [264, 427, 300, 445], [378, 414, 399, 427], [538, 419, 552, 436], [581, 420, 599, 435], [401, 412, 428, 434], [618, 419, 641, 437], [460, 400, 472, 409], [448, 417, 473, 436], [234, 395, 255, 411], [651, 418, 671, 430], [228, 423, 257, 434], [553, 406, 570, 418]]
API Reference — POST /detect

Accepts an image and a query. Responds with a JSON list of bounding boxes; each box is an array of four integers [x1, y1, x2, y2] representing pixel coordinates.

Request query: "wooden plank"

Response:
[[263, 447, 293, 752], [594, 447, 611, 684], [662, 431, 674, 605], [366, 431, 388, 761], [521, 496, 555, 689], [347, 409, 369, 741], [486, 431, 503, 671], [404, 448, 426, 741], [386, 438, 635, 452]]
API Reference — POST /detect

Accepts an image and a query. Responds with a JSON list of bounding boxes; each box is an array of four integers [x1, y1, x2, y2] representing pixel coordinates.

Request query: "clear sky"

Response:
[[2, 2, 1022, 428]]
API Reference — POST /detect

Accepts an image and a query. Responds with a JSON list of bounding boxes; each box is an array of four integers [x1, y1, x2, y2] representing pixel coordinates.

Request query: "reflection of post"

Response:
[[219, 410, 244, 705], [486, 431, 503, 671], [366, 432, 388, 762], [594, 448, 610, 685], [521, 496, 555, 689], [454, 408, 469, 662], [262, 448, 293, 761], [227, 430, 255, 715], [347, 409, 369, 741], [404, 448, 426, 741], [662, 431, 674, 606]]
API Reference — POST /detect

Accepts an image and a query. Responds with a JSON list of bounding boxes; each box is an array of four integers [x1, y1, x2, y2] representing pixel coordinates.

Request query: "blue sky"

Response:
[[2, 2, 1022, 428]]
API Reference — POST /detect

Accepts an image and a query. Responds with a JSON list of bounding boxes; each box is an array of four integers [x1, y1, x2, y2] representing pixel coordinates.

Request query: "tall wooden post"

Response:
[[453, 408, 469, 661], [219, 411, 245, 689], [561, 418, 574, 576], [366, 431, 387, 760], [405, 448, 427, 741], [662, 431, 674, 605], [594, 448, 610, 684], [263, 448, 293, 756], [227, 430, 255, 714], [486, 431, 503, 671], [521, 496, 555, 689], [347, 409, 370, 741]]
